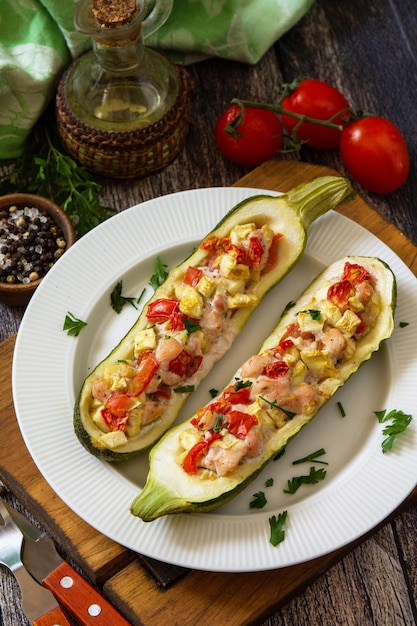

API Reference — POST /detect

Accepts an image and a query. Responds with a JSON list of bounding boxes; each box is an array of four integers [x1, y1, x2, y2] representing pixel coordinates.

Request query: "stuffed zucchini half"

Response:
[[74, 176, 355, 461], [132, 256, 396, 521]]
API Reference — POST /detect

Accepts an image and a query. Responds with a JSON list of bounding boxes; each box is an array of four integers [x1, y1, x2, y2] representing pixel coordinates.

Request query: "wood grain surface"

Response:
[[1, 160, 417, 625]]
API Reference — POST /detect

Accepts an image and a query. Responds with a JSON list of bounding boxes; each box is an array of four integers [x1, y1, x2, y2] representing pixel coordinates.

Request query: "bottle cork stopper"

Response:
[[92, 0, 137, 27]]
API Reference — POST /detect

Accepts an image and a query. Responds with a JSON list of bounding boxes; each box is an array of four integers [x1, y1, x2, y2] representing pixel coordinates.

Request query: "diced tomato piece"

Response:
[[225, 410, 257, 440], [279, 323, 301, 342], [327, 280, 354, 307], [183, 266, 203, 287], [101, 407, 129, 432], [146, 298, 179, 323], [223, 385, 252, 405], [200, 237, 230, 254], [272, 339, 294, 357], [168, 349, 203, 379], [106, 392, 134, 417], [182, 440, 209, 473], [342, 262, 371, 285], [129, 351, 159, 396], [247, 236, 264, 268], [182, 433, 222, 473], [146, 298, 186, 330], [262, 233, 282, 273], [265, 360, 289, 378], [224, 243, 247, 265]]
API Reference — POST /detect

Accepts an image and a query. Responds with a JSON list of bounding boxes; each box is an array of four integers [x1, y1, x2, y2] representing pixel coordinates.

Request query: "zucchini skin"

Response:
[[131, 256, 396, 521], [74, 176, 355, 461]]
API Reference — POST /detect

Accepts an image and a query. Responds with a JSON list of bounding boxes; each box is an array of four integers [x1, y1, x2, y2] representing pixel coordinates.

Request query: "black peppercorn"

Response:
[[0, 205, 68, 284]]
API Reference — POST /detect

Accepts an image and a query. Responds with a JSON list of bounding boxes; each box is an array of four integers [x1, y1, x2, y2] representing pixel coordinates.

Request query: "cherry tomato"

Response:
[[280, 79, 350, 149], [340, 116, 409, 193], [215, 104, 283, 166]]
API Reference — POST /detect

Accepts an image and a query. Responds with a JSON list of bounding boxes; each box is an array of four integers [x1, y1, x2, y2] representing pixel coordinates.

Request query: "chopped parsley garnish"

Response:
[[234, 378, 253, 391], [283, 301, 296, 313], [292, 448, 328, 465], [184, 318, 201, 334], [137, 287, 146, 305], [265, 477, 274, 487], [173, 385, 195, 394], [250, 491, 267, 509], [284, 466, 327, 494], [269, 511, 288, 547], [259, 396, 296, 420], [399, 321, 409, 328], [209, 388, 219, 398], [63, 312, 87, 336], [298, 308, 321, 321], [149, 256, 168, 290], [375, 409, 413, 453], [337, 401, 346, 417], [111, 280, 138, 313], [213, 414, 226, 433]]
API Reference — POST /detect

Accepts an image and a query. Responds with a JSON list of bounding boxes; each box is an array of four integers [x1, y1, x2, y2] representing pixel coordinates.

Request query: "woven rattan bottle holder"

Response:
[[56, 0, 191, 180]]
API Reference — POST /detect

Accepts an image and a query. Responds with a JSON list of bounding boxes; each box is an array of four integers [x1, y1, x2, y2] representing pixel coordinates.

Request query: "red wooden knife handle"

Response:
[[33, 606, 72, 626], [42, 561, 130, 626]]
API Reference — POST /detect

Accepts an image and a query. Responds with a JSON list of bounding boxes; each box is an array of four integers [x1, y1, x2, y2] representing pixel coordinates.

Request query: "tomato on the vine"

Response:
[[215, 104, 283, 167], [340, 116, 409, 194], [280, 78, 350, 149]]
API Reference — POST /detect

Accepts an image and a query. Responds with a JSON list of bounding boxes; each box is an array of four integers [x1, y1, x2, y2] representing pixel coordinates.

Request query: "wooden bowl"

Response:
[[0, 193, 76, 307]]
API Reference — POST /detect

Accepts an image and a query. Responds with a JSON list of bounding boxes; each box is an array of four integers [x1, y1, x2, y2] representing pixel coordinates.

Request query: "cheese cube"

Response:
[[226, 293, 258, 309], [134, 327, 157, 357], [336, 309, 361, 337], [196, 275, 215, 297], [179, 285, 203, 318]]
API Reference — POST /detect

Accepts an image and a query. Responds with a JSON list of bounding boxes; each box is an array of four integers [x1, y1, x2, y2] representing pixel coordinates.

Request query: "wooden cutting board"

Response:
[[1, 160, 417, 625]]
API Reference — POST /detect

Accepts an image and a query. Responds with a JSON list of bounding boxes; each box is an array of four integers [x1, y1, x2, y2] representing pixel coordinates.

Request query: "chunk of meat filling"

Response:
[[320, 328, 347, 360], [201, 427, 261, 477], [199, 293, 226, 339]]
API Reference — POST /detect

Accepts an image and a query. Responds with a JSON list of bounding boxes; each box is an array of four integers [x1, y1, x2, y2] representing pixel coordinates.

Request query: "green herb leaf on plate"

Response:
[[63, 312, 87, 336]]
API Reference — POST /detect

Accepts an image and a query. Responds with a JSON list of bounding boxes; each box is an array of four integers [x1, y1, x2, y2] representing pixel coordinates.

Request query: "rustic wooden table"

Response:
[[1, 0, 417, 624]]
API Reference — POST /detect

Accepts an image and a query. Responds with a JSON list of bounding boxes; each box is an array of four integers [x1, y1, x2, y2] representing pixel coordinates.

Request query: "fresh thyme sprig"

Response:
[[0, 114, 115, 237]]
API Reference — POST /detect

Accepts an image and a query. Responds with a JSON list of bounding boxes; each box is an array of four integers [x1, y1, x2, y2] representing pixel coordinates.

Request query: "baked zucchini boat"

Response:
[[74, 176, 354, 461], [132, 256, 396, 520]]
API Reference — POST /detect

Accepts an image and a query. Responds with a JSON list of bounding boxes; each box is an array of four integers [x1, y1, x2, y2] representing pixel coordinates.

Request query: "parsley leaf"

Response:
[[250, 491, 267, 509], [149, 256, 168, 290], [292, 448, 328, 465], [63, 312, 87, 337], [234, 378, 253, 391], [298, 309, 321, 321], [184, 318, 201, 335], [209, 388, 219, 398], [269, 511, 288, 547], [284, 466, 327, 494], [375, 409, 413, 453], [111, 280, 138, 313], [399, 321, 409, 328], [173, 385, 195, 394], [213, 414, 226, 433], [259, 396, 296, 420], [265, 477, 274, 487]]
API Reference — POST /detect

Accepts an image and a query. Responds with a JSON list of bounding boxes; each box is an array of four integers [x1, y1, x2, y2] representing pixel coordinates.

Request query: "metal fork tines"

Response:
[[0, 499, 64, 624]]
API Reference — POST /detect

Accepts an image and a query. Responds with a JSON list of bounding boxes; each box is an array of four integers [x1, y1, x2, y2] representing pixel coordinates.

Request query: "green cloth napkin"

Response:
[[0, 0, 314, 160]]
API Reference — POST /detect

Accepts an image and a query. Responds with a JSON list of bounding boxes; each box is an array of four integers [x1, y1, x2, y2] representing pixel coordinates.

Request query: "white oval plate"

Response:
[[12, 187, 417, 572]]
